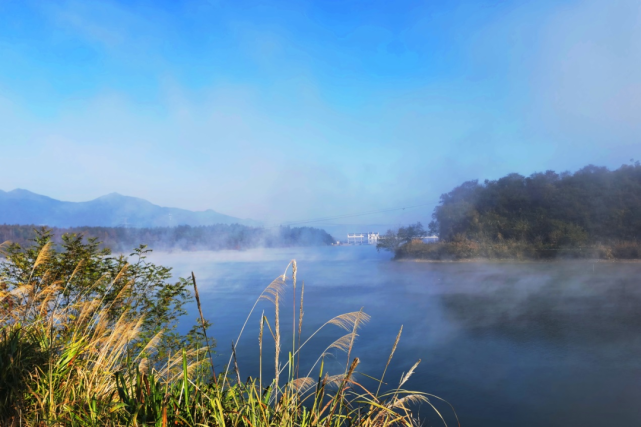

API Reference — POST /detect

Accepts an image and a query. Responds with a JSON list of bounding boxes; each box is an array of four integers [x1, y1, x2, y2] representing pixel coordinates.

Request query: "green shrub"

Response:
[[0, 228, 212, 366]]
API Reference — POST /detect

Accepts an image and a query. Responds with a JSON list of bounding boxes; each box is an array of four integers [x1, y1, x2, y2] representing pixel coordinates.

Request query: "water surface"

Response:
[[150, 246, 641, 426]]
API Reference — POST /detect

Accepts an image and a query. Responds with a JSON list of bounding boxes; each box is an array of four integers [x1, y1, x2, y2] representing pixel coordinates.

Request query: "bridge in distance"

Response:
[[343, 233, 439, 245]]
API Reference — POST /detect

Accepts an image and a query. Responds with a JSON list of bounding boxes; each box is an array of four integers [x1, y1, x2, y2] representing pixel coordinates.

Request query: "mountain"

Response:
[[0, 189, 260, 228]]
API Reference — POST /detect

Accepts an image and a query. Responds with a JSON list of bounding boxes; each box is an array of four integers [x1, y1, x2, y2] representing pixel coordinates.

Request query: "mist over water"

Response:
[[150, 247, 641, 427]]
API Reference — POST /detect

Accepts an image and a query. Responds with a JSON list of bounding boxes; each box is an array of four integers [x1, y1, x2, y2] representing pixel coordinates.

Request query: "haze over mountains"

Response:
[[0, 189, 260, 228]]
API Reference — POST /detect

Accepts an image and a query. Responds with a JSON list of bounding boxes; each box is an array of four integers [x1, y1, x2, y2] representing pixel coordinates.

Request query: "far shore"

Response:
[[395, 257, 641, 264]]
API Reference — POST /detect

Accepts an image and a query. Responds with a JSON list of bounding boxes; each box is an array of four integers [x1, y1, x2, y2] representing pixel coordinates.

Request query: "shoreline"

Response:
[[395, 257, 641, 264]]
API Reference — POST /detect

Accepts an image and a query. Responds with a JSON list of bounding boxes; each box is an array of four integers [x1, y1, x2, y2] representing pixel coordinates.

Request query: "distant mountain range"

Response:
[[0, 189, 260, 228]]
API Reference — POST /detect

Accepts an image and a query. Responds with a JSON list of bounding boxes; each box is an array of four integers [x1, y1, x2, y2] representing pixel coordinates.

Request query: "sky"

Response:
[[0, 0, 639, 227]]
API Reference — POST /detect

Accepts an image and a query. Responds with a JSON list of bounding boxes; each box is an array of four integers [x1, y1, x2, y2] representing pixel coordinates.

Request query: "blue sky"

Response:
[[0, 0, 639, 226]]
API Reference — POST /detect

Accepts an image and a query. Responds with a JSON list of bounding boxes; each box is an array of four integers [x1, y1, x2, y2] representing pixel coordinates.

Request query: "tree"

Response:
[[397, 222, 426, 243], [376, 229, 401, 252], [377, 222, 425, 252]]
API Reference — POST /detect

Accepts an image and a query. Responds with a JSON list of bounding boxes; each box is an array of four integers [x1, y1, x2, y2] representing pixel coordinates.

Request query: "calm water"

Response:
[[149, 246, 641, 426]]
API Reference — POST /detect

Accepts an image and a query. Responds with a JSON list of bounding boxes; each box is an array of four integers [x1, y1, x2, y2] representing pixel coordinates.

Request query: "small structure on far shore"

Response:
[[340, 233, 436, 246], [347, 233, 365, 244], [346, 232, 380, 245]]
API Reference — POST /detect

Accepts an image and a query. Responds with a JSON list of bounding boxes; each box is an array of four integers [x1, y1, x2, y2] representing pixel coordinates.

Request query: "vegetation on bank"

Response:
[[381, 164, 641, 260], [0, 231, 450, 426], [0, 224, 335, 253]]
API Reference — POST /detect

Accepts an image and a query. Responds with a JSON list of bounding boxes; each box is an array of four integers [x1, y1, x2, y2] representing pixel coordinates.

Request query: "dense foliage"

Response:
[[389, 164, 641, 259], [430, 163, 641, 245], [0, 229, 211, 367], [0, 224, 335, 253]]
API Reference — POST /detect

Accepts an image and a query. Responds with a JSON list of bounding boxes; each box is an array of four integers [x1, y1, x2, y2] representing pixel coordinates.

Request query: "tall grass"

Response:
[[0, 249, 457, 426]]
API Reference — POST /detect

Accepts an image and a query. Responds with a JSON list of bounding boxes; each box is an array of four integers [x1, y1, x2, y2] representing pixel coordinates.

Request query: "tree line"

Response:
[[0, 224, 335, 252], [381, 163, 641, 259]]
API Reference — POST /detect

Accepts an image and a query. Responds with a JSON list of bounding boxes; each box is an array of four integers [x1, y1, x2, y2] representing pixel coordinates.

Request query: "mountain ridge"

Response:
[[0, 189, 260, 228]]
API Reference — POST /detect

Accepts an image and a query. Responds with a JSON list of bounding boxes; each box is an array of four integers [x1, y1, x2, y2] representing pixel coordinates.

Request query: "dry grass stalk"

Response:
[[324, 357, 360, 427], [345, 307, 364, 371], [191, 271, 217, 383], [274, 291, 281, 401], [289, 376, 315, 393], [296, 281, 304, 378], [222, 274, 286, 390], [291, 260, 297, 382], [24, 242, 53, 317], [232, 341, 242, 386], [280, 309, 371, 379], [304, 333, 355, 380], [159, 347, 209, 381], [328, 311, 371, 331], [377, 325, 403, 396], [259, 276, 287, 305], [259, 310, 264, 391], [30, 241, 52, 279], [291, 310, 371, 363], [399, 359, 421, 388]]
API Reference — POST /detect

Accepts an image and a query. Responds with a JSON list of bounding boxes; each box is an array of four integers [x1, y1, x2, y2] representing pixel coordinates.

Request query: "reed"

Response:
[[191, 271, 217, 383], [259, 310, 265, 392], [297, 281, 304, 378], [377, 325, 403, 396], [0, 248, 457, 426], [274, 290, 281, 402]]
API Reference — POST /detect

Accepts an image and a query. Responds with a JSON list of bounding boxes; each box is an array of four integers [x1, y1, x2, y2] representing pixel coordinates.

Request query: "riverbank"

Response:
[[0, 237, 432, 426], [393, 239, 641, 261], [396, 257, 641, 263]]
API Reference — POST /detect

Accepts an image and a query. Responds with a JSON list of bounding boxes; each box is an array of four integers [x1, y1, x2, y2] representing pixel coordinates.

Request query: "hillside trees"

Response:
[[429, 163, 641, 246]]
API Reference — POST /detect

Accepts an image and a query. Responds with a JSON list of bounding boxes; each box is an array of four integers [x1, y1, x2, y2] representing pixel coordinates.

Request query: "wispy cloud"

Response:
[[37, 0, 158, 49]]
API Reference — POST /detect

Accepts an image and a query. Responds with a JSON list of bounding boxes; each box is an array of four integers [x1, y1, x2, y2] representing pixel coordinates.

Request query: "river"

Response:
[[149, 246, 641, 426]]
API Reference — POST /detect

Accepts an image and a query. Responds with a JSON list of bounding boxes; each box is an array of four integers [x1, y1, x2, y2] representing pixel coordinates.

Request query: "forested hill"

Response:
[[391, 164, 641, 260], [0, 224, 335, 252], [429, 164, 641, 245]]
